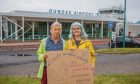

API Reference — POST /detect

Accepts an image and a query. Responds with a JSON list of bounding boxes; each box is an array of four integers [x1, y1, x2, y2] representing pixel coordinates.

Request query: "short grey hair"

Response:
[[69, 22, 88, 39], [51, 21, 62, 29], [50, 21, 62, 37]]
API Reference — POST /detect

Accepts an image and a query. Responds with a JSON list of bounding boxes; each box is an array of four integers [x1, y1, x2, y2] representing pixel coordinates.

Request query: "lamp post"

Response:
[[123, 0, 126, 48]]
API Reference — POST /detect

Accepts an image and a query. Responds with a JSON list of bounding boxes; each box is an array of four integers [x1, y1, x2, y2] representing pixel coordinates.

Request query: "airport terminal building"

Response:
[[0, 6, 123, 42]]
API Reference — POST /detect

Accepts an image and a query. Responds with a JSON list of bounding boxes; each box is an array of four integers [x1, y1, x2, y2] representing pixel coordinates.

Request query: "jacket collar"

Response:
[[70, 38, 89, 46]]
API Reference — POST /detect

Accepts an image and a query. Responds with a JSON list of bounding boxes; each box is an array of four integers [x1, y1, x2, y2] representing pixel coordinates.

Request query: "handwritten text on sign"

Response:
[[47, 49, 93, 84]]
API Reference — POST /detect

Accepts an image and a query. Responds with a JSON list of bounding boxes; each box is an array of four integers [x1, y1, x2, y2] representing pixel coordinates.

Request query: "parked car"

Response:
[[109, 36, 140, 48]]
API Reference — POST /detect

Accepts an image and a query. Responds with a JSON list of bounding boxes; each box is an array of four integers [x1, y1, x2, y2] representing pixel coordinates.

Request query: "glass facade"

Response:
[[103, 24, 108, 38], [84, 23, 92, 38], [61, 22, 72, 38], [3, 20, 110, 41], [7, 22, 15, 39]]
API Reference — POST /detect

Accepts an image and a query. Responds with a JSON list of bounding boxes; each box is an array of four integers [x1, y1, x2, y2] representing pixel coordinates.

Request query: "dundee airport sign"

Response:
[[49, 9, 94, 16]]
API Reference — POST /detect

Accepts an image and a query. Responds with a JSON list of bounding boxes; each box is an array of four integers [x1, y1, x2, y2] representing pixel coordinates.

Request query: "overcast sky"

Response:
[[0, 0, 139, 22]]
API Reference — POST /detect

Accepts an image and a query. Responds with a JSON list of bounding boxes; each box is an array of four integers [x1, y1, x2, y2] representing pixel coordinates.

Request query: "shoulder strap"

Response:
[[44, 37, 48, 48]]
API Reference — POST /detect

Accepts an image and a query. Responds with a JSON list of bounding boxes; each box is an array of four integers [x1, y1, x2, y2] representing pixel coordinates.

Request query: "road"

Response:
[[0, 49, 140, 77]]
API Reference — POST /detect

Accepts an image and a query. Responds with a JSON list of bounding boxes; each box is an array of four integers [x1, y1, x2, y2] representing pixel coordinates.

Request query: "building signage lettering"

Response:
[[49, 9, 94, 16]]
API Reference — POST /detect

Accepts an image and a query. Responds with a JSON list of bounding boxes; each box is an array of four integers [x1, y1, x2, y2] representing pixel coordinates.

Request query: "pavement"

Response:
[[0, 42, 40, 51], [0, 39, 109, 51]]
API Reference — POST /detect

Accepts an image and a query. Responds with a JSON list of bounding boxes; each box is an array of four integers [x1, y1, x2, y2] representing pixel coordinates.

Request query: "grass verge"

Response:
[[96, 48, 140, 54], [0, 74, 140, 84], [94, 74, 140, 84]]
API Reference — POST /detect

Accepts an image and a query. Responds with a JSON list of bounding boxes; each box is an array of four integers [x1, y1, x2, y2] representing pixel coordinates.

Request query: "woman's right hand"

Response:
[[69, 46, 76, 50]]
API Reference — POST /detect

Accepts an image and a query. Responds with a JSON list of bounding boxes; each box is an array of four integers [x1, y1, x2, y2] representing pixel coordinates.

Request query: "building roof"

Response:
[[0, 10, 122, 22]]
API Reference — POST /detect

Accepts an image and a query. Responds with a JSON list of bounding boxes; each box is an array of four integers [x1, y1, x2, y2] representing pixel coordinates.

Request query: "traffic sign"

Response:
[[108, 21, 113, 29]]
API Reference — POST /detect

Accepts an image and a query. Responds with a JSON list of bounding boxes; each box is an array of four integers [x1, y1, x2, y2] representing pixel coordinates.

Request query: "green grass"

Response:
[[94, 74, 140, 84], [96, 48, 140, 54], [0, 77, 40, 84], [0, 74, 140, 84]]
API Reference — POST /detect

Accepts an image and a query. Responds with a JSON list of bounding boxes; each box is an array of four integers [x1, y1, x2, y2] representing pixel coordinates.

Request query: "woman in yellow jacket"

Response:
[[64, 22, 96, 70]]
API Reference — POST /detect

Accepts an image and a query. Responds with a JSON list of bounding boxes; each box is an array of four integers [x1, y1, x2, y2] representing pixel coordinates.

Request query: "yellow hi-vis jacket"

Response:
[[64, 38, 95, 66]]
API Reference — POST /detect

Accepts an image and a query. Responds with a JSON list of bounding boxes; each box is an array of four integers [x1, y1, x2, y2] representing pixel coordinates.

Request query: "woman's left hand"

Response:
[[90, 65, 95, 73]]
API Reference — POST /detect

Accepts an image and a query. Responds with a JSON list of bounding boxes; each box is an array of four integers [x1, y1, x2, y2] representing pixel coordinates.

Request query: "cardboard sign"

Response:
[[47, 49, 93, 84]]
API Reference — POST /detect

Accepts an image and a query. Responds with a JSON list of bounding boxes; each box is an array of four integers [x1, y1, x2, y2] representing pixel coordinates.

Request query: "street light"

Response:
[[123, 0, 126, 48]]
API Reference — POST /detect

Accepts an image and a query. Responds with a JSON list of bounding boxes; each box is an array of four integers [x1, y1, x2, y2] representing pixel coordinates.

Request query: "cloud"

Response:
[[0, 0, 139, 22]]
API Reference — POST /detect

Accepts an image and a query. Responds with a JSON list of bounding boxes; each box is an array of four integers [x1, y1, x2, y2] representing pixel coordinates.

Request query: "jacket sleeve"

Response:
[[37, 40, 45, 62], [88, 41, 96, 67], [64, 41, 69, 50]]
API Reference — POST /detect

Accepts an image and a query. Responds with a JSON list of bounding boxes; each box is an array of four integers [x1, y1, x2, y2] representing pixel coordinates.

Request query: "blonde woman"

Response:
[[37, 22, 65, 84]]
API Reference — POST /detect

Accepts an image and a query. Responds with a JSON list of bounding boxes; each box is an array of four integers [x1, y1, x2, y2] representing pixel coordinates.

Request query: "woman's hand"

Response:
[[43, 53, 48, 60], [69, 46, 76, 50], [89, 64, 95, 73]]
